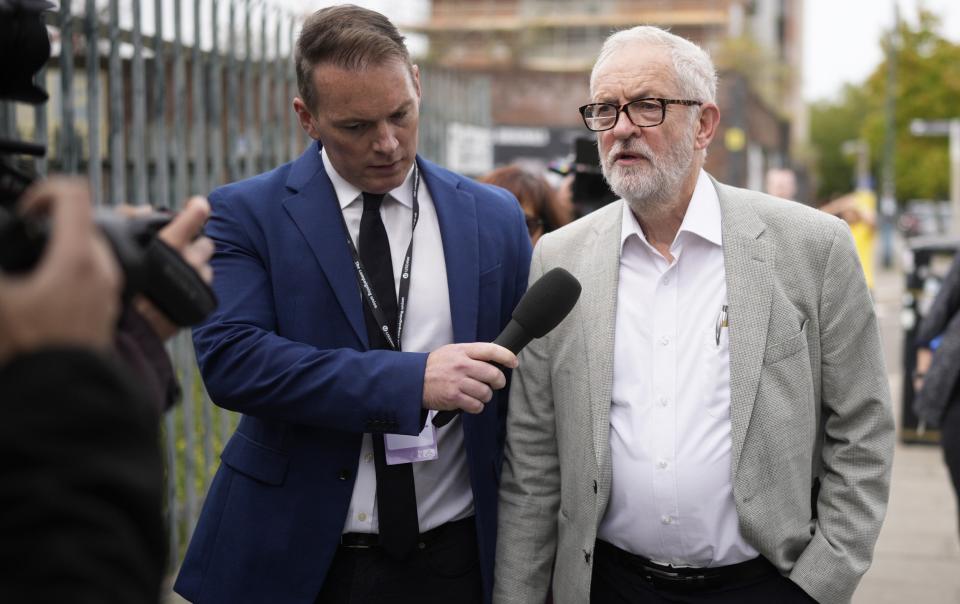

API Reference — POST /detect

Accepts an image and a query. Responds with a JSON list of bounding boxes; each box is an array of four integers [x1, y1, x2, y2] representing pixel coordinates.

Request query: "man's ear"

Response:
[[695, 103, 720, 151], [411, 64, 422, 101], [293, 97, 321, 140]]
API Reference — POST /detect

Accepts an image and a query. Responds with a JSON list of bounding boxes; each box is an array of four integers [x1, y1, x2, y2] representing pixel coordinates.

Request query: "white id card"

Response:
[[384, 410, 439, 465]]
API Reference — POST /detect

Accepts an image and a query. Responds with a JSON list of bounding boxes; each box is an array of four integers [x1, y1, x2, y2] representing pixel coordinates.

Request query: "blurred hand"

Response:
[[132, 196, 213, 341], [914, 346, 933, 394], [0, 178, 122, 365], [422, 342, 518, 413], [555, 174, 576, 222]]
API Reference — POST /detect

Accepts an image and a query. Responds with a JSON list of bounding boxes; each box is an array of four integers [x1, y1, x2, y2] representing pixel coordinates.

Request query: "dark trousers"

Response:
[[942, 401, 960, 536], [315, 517, 482, 604], [590, 540, 816, 604]]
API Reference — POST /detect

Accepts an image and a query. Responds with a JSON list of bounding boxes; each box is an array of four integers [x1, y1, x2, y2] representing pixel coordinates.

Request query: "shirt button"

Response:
[[658, 396, 669, 407], [662, 276, 671, 285], [358, 512, 368, 521], [657, 459, 668, 469], [364, 453, 374, 463], [661, 515, 673, 525], [659, 336, 670, 346]]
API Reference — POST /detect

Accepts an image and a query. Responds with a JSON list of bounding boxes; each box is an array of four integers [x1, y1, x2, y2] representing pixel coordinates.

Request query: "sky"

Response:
[[803, 0, 960, 102]]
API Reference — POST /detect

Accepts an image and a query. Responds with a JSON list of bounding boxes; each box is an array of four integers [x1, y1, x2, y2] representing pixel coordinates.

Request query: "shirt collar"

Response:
[[679, 169, 722, 247], [620, 169, 722, 251], [320, 146, 416, 210]]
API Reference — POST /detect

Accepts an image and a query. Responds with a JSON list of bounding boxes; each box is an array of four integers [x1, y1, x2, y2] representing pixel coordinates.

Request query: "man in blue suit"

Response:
[[173, 6, 531, 604]]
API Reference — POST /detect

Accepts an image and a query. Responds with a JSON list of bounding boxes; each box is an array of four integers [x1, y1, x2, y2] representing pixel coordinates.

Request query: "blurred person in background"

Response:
[[479, 165, 574, 245], [0, 177, 212, 604], [819, 191, 878, 291], [764, 168, 798, 201], [495, 24, 893, 604], [913, 252, 960, 538]]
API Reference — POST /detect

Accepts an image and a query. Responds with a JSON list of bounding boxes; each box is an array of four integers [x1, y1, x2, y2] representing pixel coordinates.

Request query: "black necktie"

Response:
[[358, 191, 420, 559]]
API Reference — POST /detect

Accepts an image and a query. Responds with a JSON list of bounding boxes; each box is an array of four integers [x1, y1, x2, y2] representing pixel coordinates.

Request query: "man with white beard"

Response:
[[493, 25, 894, 604]]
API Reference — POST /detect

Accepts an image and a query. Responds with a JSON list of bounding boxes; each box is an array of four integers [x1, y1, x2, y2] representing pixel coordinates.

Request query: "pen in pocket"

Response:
[[715, 304, 728, 346]]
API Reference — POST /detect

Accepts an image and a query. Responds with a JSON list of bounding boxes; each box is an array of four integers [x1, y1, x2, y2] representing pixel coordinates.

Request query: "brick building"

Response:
[[403, 0, 806, 194]]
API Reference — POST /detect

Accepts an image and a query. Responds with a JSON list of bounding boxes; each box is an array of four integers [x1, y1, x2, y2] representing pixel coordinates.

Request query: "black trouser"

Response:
[[315, 517, 482, 604], [590, 540, 816, 604], [942, 401, 960, 536]]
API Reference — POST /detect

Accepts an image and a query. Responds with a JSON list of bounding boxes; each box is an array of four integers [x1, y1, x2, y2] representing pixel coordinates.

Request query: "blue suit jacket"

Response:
[[174, 143, 531, 603]]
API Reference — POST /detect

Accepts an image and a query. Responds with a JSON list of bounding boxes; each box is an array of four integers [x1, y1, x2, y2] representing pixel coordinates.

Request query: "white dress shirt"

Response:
[[321, 149, 474, 535], [597, 169, 759, 567]]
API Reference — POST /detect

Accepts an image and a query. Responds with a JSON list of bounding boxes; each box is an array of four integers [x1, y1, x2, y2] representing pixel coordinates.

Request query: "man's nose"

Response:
[[372, 123, 399, 154], [611, 108, 641, 140]]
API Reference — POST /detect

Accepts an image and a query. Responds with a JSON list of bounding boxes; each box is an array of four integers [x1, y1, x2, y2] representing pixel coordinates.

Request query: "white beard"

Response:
[[600, 125, 697, 219]]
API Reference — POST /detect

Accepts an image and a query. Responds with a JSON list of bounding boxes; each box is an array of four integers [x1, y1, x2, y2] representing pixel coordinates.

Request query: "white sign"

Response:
[[446, 122, 493, 175], [494, 127, 551, 147]]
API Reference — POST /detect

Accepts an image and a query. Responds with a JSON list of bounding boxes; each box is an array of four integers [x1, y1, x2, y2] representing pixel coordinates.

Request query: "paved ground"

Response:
[[853, 262, 960, 603], [165, 252, 960, 604]]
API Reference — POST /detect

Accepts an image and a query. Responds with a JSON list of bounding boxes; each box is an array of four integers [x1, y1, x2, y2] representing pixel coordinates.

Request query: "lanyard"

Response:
[[340, 164, 420, 351]]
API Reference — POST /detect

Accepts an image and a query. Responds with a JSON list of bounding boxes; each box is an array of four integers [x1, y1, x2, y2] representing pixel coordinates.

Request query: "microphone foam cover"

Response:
[[512, 267, 581, 338]]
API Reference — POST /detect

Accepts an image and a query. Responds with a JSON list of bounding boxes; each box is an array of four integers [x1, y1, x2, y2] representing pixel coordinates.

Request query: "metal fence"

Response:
[[5, 0, 492, 572]]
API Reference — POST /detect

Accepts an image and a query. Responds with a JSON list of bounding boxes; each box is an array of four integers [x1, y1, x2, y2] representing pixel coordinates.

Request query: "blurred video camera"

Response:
[[549, 137, 618, 218], [0, 0, 215, 326]]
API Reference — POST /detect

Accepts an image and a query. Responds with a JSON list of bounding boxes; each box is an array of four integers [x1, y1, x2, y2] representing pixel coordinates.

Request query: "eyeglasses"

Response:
[[525, 215, 544, 236], [578, 98, 702, 131]]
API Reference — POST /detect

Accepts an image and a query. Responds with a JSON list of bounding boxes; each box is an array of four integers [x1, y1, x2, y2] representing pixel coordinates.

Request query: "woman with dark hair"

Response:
[[480, 165, 574, 244]]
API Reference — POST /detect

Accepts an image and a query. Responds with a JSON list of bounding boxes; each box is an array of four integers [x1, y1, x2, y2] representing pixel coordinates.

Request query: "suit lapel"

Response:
[[282, 142, 368, 345], [716, 180, 775, 475], [422, 158, 480, 344], [581, 203, 623, 481]]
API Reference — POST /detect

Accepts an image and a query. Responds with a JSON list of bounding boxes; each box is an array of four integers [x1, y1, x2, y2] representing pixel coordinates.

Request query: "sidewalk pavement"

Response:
[[854, 262, 960, 603]]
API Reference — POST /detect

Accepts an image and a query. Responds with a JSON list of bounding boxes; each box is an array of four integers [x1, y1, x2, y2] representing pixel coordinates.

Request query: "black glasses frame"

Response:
[[578, 98, 703, 131]]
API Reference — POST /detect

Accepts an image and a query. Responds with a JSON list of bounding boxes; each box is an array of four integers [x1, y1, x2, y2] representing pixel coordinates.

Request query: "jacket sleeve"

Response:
[[192, 189, 428, 436], [790, 221, 895, 604], [0, 348, 165, 604], [494, 243, 560, 604], [916, 254, 960, 346]]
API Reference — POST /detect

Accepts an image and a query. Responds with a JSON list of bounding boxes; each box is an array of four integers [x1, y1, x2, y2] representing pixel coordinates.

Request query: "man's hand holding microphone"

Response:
[[422, 267, 582, 425], [422, 342, 518, 415]]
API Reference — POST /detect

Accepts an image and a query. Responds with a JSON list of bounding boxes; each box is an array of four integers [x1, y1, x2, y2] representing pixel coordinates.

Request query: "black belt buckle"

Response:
[[340, 533, 380, 549], [641, 565, 714, 590], [340, 517, 474, 552]]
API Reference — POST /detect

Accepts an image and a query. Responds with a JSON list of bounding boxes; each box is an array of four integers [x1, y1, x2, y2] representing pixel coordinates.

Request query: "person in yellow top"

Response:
[[820, 190, 878, 290]]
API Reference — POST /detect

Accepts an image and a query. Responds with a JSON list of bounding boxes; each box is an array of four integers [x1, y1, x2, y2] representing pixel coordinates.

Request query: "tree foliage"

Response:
[[809, 84, 869, 200], [809, 9, 960, 204]]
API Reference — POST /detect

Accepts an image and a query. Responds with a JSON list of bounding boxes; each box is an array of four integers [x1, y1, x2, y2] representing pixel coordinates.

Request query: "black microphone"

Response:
[[432, 267, 582, 427]]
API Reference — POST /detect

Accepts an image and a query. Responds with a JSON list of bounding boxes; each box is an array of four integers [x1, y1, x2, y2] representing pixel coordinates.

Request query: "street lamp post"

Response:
[[910, 118, 960, 235], [842, 139, 871, 190]]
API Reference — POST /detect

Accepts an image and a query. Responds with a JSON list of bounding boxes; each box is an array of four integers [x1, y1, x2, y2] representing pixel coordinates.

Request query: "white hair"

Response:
[[590, 25, 717, 103]]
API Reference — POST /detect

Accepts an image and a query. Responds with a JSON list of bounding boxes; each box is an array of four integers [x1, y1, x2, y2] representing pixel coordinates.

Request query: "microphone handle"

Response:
[[431, 320, 531, 428], [492, 319, 531, 355]]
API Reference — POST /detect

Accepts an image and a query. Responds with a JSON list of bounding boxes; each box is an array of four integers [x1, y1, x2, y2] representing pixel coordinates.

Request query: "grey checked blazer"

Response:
[[493, 178, 894, 604]]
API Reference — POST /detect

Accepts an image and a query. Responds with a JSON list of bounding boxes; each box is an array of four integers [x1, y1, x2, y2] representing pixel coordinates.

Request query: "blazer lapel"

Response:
[[421, 158, 480, 345], [282, 142, 367, 346], [581, 203, 623, 484], [716, 180, 775, 475]]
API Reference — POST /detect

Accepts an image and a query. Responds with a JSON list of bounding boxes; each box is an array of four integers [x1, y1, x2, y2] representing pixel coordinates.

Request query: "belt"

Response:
[[340, 517, 473, 551], [596, 540, 778, 592]]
